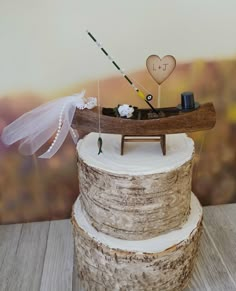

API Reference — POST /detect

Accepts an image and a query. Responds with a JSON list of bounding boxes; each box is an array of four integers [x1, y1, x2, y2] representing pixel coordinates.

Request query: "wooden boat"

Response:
[[72, 102, 216, 137]]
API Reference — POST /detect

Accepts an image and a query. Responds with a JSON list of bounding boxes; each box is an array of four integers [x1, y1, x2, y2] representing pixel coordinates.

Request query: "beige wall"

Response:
[[0, 0, 236, 98]]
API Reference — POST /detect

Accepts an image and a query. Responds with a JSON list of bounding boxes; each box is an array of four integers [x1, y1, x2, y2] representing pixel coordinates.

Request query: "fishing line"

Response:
[[98, 79, 101, 136], [86, 30, 158, 114], [97, 79, 103, 155]]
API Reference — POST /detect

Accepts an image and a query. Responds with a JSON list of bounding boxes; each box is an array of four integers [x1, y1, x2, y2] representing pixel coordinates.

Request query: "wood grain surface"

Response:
[[146, 55, 176, 85], [0, 204, 236, 291], [73, 103, 216, 137]]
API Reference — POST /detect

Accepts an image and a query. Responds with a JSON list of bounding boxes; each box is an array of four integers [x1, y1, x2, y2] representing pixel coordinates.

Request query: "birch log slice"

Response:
[[77, 133, 194, 240], [72, 193, 203, 291]]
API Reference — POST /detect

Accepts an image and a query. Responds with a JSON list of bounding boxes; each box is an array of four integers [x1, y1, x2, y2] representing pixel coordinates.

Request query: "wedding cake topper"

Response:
[[1, 30, 216, 159]]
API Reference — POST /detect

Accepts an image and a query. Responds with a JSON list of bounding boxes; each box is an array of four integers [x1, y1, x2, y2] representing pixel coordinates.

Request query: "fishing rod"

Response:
[[86, 31, 158, 114]]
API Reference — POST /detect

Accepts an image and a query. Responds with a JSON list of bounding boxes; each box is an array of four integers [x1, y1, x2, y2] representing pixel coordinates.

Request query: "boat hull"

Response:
[[72, 103, 216, 136]]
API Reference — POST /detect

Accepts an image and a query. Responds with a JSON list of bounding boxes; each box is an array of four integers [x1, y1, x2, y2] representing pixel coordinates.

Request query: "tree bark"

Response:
[[72, 196, 202, 291], [78, 155, 194, 240]]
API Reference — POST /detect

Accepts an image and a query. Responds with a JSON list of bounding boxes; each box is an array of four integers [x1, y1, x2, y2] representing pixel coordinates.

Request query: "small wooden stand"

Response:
[[121, 134, 166, 155]]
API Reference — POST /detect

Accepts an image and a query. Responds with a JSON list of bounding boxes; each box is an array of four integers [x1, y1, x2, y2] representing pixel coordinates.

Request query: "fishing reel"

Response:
[[146, 94, 153, 101]]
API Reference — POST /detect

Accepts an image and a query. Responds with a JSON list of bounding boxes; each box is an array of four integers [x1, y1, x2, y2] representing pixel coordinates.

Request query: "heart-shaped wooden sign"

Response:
[[146, 55, 176, 85]]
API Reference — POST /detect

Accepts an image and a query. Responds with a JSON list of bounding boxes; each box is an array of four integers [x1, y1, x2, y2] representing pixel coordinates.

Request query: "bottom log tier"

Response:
[[72, 193, 203, 291]]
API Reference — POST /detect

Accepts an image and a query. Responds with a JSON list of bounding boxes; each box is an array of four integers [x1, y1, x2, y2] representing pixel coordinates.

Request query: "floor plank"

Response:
[[40, 220, 74, 291], [203, 204, 236, 288], [0, 222, 50, 291], [0, 224, 22, 281], [1, 204, 236, 291], [184, 227, 236, 291]]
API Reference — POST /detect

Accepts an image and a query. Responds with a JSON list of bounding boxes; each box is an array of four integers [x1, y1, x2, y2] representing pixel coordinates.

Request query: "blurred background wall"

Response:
[[1, 0, 236, 224]]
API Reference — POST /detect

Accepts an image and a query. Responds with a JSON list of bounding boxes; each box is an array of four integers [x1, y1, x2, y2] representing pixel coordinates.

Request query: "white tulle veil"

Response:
[[1, 91, 97, 158]]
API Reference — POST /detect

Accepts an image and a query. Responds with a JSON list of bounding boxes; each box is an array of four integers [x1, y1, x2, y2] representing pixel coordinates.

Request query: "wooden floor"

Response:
[[0, 204, 236, 291]]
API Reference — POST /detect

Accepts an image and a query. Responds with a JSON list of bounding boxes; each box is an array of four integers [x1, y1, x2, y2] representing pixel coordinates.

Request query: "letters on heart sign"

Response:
[[146, 55, 176, 85]]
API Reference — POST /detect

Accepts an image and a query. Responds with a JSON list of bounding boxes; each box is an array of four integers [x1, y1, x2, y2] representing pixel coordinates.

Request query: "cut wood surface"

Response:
[[73, 103, 216, 137], [0, 204, 236, 291]]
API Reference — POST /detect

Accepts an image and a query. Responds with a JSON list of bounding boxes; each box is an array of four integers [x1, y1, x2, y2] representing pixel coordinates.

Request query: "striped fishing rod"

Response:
[[86, 31, 158, 114]]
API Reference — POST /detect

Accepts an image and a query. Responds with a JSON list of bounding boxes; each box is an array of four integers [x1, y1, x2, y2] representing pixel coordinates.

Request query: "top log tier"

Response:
[[77, 133, 195, 240]]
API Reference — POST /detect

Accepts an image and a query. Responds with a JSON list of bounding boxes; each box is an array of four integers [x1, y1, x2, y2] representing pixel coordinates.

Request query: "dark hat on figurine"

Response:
[[177, 92, 200, 111]]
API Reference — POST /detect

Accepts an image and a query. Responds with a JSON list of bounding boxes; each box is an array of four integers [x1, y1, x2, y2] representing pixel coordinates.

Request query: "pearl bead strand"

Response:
[[70, 128, 78, 140], [47, 104, 65, 153]]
